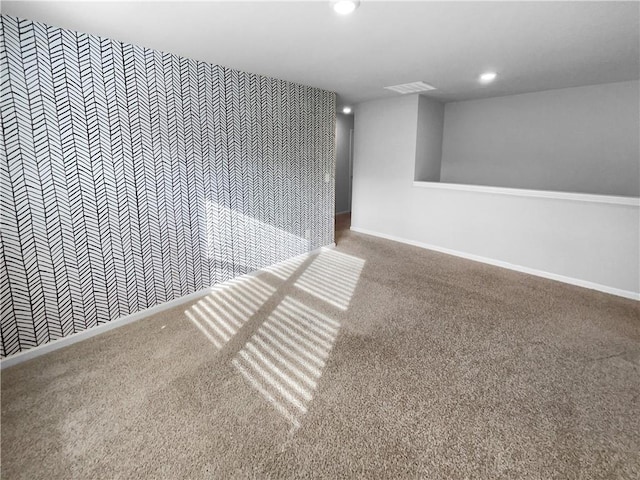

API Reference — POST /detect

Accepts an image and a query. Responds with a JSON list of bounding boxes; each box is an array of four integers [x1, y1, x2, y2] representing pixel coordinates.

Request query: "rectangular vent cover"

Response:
[[384, 81, 436, 94]]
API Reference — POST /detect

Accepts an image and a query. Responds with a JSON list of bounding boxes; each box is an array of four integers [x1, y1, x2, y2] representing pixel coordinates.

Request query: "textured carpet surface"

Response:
[[2, 228, 639, 479]]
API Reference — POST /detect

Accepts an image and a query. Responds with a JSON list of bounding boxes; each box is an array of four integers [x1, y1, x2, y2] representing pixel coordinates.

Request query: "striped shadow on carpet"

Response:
[[185, 247, 366, 431]]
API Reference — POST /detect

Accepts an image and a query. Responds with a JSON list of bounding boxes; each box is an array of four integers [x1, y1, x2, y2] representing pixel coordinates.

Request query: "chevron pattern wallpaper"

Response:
[[0, 15, 335, 358]]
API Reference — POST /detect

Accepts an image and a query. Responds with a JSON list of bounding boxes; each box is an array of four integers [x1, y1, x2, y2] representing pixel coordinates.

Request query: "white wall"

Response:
[[352, 95, 419, 232], [414, 95, 444, 182], [440, 80, 640, 196], [335, 113, 354, 213], [351, 94, 640, 298]]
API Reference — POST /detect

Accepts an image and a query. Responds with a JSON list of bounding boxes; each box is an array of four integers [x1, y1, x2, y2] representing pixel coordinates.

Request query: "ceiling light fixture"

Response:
[[331, 0, 360, 15], [479, 72, 497, 84], [342, 107, 352, 114]]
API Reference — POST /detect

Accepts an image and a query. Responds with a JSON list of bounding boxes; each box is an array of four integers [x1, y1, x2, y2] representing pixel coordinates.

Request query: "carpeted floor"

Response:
[[2, 227, 639, 479]]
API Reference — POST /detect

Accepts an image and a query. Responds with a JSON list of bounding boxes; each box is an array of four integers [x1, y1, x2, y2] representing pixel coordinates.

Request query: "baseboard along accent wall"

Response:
[[0, 15, 336, 358], [0, 244, 336, 369]]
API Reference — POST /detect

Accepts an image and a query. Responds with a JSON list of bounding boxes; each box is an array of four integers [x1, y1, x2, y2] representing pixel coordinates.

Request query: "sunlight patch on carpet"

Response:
[[232, 297, 340, 430], [185, 276, 275, 349], [294, 249, 365, 310]]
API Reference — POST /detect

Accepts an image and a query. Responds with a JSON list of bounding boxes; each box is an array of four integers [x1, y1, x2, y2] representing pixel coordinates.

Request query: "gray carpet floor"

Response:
[[2, 228, 639, 479]]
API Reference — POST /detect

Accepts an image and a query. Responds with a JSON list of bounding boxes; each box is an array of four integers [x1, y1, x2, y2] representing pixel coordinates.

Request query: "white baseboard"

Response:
[[350, 226, 640, 301], [1, 287, 219, 370], [1, 244, 335, 369]]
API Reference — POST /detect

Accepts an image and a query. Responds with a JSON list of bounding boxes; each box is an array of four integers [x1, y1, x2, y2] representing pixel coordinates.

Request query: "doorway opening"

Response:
[[335, 111, 354, 233]]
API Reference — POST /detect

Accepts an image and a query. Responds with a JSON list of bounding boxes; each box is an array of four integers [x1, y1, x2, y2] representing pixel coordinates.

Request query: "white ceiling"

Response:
[[3, 1, 639, 108]]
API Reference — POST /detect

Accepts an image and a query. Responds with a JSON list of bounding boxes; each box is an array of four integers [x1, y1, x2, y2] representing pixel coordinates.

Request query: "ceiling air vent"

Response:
[[384, 81, 436, 94]]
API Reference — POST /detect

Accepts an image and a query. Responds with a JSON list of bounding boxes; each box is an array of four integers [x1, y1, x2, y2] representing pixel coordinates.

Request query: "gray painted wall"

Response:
[[440, 80, 640, 196], [414, 95, 444, 182], [335, 113, 354, 213], [351, 94, 639, 296]]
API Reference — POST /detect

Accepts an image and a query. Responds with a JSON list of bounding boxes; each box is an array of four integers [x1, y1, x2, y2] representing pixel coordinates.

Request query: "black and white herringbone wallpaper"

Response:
[[0, 15, 335, 358]]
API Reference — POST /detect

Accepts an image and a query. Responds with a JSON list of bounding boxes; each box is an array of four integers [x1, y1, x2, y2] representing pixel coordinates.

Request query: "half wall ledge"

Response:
[[412, 181, 640, 206]]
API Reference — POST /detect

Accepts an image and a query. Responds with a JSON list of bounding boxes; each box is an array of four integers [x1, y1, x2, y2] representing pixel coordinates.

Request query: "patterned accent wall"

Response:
[[0, 16, 335, 358]]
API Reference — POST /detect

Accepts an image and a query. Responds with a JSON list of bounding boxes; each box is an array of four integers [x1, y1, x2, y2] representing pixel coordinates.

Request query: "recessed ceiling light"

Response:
[[332, 0, 360, 15], [479, 72, 497, 84], [343, 107, 352, 114]]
